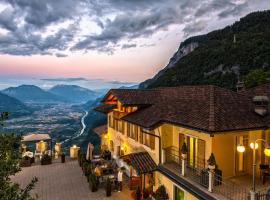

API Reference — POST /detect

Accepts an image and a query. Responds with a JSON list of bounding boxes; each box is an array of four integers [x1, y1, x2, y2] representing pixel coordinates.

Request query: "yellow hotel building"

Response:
[[94, 84, 270, 200]]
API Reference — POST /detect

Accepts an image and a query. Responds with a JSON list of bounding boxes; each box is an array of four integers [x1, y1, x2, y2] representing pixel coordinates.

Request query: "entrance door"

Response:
[[235, 135, 248, 175]]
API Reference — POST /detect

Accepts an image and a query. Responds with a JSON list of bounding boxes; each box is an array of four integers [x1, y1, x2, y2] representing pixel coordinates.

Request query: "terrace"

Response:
[[11, 158, 132, 200]]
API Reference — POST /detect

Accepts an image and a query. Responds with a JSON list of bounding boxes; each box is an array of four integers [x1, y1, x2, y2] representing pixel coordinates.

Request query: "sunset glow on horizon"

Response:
[[0, 0, 269, 83]]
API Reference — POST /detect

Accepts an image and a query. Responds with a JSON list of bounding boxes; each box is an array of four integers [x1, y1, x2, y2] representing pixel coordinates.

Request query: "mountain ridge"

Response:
[[0, 91, 32, 118], [2, 84, 65, 103], [49, 84, 99, 103], [139, 10, 270, 90]]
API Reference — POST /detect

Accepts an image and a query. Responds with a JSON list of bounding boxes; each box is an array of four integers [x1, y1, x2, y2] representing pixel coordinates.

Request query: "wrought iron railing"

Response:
[[163, 146, 250, 200], [164, 146, 181, 165], [213, 174, 249, 200], [256, 188, 270, 200]]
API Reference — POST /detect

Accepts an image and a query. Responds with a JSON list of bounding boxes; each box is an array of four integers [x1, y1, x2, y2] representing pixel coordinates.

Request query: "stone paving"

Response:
[[11, 158, 132, 200]]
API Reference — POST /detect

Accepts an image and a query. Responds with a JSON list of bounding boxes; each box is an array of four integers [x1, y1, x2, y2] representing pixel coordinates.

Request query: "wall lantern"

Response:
[[236, 144, 245, 153]]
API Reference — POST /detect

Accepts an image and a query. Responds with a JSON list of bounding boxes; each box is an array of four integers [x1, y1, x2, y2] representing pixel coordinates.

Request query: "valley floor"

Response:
[[11, 158, 132, 200]]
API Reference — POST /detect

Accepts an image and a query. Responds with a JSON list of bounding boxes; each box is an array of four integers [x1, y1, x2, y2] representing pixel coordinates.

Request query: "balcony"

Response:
[[112, 110, 128, 119], [161, 146, 252, 200]]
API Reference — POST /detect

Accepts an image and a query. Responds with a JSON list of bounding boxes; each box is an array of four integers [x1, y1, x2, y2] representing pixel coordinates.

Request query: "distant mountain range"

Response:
[[0, 91, 32, 118], [49, 85, 99, 103], [139, 10, 270, 90], [0, 84, 105, 118], [2, 85, 65, 103]]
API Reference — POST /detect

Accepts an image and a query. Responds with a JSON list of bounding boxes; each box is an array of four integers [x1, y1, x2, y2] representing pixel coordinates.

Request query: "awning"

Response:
[[94, 104, 116, 114], [122, 151, 157, 174], [93, 124, 107, 136], [22, 133, 51, 142]]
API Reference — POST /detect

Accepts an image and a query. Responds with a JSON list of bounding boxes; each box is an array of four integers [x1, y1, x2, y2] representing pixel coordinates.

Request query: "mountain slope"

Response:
[[2, 85, 64, 103], [0, 91, 32, 117], [140, 10, 270, 90], [49, 85, 99, 103]]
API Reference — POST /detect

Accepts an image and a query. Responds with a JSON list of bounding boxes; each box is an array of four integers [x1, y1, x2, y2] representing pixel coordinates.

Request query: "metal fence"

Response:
[[213, 174, 249, 200], [256, 188, 270, 200], [164, 146, 182, 165], [164, 146, 250, 200]]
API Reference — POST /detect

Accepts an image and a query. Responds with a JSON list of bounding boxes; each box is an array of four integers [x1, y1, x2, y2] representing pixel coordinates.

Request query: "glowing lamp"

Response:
[[104, 135, 108, 139], [70, 145, 80, 159], [237, 144, 246, 153], [250, 142, 259, 150], [264, 147, 270, 157], [120, 146, 124, 151]]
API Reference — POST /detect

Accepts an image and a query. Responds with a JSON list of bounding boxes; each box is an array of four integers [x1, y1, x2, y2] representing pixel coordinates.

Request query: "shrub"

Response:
[[20, 156, 31, 167], [89, 174, 98, 192], [105, 177, 112, 197], [153, 185, 169, 200], [41, 154, 52, 165]]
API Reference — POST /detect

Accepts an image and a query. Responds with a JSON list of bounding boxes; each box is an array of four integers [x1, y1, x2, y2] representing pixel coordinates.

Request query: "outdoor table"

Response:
[[23, 151, 34, 158]]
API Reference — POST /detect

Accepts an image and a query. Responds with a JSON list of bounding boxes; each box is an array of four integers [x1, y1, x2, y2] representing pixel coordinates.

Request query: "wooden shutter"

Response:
[[127, 123, 130, 137], [139, 129, 143, 144], [179, 133, 185, 150], [135, 125, 138, 141], [197, 139, 206, 168], [150, 135, 155, 150]]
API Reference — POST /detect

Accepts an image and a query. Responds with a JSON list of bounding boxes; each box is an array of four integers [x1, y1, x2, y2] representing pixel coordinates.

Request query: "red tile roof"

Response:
[[93, 124, 107, 136], [95, 84, 270, 133], [121, 151, 157, 174]]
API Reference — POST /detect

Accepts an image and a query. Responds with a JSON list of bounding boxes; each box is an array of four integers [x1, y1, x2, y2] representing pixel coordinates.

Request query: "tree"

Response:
[[244, 69, 270, 88], [0, 112, 38, 200]]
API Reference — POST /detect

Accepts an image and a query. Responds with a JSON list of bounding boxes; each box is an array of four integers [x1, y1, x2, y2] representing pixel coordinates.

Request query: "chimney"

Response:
[[236, 81, 245, 92], [253, 96, 269, 116]]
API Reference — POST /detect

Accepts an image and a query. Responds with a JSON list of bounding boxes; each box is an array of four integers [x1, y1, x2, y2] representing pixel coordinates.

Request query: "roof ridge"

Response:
[[209, 86, 215, 131]]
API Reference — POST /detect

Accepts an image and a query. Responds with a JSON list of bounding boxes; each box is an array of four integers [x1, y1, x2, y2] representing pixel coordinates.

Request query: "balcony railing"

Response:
[[163, 146, 249, 200]]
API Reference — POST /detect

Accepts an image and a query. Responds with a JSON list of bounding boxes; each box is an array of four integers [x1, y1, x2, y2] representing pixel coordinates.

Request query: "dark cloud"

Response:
[[0, 0, 262, 55], [122, 44, 137, 49], [55, 53, 68, 57]]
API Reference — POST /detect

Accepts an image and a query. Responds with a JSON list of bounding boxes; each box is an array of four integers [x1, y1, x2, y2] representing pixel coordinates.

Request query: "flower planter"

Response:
[[208, 165, 215, 170], [181, 153, 187, 159]]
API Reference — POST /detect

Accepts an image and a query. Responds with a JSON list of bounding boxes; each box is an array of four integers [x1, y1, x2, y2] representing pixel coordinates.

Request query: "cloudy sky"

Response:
[[0, 0, 269, 83]]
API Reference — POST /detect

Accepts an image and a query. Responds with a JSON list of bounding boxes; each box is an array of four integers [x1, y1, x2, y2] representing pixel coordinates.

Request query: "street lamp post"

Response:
[[237, 139, 270, 193]]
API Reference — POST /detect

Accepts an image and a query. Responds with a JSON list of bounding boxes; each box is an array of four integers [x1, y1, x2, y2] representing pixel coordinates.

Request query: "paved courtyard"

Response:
[[11, 158, 132, 200]]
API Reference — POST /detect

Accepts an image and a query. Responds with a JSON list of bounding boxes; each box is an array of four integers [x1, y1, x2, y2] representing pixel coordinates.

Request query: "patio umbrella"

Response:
[[86, 143, 94, 161]]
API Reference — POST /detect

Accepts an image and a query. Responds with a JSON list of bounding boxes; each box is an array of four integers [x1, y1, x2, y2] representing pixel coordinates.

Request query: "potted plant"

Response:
[[89, 174, 98, 192], [105, 177, 112, 197], [207, 153, 216, 170], [153, 185, 169, 200], [181, 142, 188, 159], [41, 154, 52, 165], [80, 153, 86, 168], [143, 188, 150, 199], [20, 156, 31, 167], [61, 153, 65, 163], [77, 149, 81, 165], [135, 186, 141, 200]]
